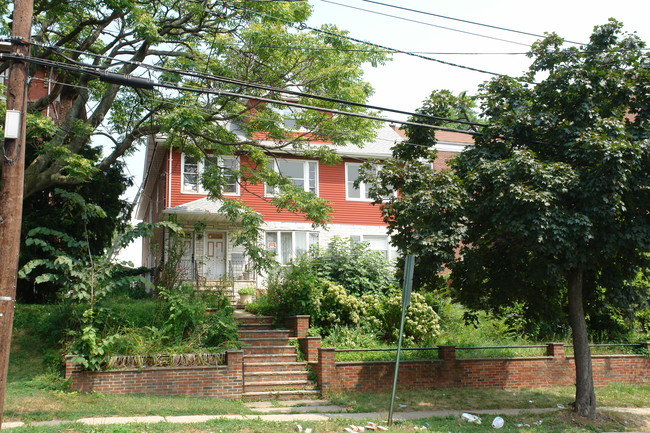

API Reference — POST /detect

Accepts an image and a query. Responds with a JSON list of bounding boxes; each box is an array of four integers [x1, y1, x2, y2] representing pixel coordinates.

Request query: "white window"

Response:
[[265, 231, 319, 265], [181, 154, 239, 195], [266, 159, 318, 196], [346, 162, 391, 201], [350, 234, 396, 260]]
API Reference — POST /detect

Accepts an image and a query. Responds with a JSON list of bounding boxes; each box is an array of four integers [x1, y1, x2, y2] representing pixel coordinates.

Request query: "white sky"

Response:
[[116, 0, 650, 265]]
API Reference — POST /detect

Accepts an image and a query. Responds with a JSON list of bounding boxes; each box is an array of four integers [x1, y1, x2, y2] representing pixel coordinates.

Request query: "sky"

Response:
[[116, 0, 650, 265]]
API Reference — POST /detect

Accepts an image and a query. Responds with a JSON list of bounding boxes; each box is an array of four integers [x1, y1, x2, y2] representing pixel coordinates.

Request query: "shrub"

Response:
[[363, 289, 441, 346], [309, 236, 396, 295]]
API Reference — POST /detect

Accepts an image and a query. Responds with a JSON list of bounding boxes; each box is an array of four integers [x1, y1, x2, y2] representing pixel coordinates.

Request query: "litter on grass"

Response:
[[491, 416, 504, 429], [460, 413, 482, 424]]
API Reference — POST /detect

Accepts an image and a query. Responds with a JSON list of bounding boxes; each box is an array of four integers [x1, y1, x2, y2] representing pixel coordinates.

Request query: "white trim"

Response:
[[180, 153, 240, 196], [265, 230, 319, 265], [168, 150, 173, 209], [345, 162, 371, 201], [345, 162, 395, 202], [435, 141, 471, 153], [265, 158, 319, 197]]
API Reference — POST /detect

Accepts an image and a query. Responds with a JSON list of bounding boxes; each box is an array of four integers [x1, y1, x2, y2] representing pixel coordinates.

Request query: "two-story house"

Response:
[[135, 123, 472, 290]]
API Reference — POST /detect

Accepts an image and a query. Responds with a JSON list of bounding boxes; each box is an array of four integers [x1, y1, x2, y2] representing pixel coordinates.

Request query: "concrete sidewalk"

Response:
[[3, 407, 649, 430]]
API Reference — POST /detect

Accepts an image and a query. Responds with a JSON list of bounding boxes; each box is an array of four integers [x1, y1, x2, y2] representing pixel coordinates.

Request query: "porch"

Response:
[[161, 198, 259, 304]]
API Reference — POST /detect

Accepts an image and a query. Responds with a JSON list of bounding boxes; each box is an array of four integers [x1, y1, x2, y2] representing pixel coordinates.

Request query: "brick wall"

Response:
[[65, 350, 244, 398], [317, 343, 650, 393]]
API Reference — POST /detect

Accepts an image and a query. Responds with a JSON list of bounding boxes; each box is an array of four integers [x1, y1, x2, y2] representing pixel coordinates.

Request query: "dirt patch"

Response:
[[549, 410, 650, 431]]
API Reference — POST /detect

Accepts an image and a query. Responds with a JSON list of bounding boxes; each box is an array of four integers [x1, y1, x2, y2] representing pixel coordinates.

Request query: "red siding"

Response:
[[166, 150, 387, 225]]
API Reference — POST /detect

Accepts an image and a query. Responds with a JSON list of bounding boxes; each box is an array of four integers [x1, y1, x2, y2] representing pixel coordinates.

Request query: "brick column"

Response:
[[226, 350, 244, 397], [317, 347, 336, 392], [546, 343, 566, 359], [298, 336, 321, 362], [438, 345, 456, 361], [64, 355, 78, 379], [284, 315, 310, 338]]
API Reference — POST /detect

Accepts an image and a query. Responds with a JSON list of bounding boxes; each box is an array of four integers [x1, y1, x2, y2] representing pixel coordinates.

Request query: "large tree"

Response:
[[0, 0, 387, 210], [369, 20, 650, 418]]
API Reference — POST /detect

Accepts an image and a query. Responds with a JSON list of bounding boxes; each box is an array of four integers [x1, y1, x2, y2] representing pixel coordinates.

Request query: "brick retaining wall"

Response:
[[316, 343, 650, 393], [64, 316, 312, 397], [65, 350, 244, 398]]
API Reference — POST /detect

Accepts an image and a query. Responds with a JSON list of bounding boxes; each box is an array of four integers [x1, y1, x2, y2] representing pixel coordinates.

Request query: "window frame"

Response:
[[265, 230, 319, 265], [180, 153, 240, 196], [349, 234, 396, 261], [265, 158, 319, 197], [345, 162, 391, 202]]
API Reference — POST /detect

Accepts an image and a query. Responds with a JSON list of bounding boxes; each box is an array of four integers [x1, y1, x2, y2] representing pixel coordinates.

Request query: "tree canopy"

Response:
[[0, 0, 388, 212], [369, 20, 650, 418]]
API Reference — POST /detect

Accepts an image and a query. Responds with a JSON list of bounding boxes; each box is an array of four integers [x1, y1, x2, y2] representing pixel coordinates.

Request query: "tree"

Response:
[[0, 0, 387, 207], [18, 117, 133, 302], [369, 20, 650, 418]]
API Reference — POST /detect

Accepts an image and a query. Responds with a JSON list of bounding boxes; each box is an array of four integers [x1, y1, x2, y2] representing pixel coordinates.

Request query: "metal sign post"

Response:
[[387, 254, 415, 426]]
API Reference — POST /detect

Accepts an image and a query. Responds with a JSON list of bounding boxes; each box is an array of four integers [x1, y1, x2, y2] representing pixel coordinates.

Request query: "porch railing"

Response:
[[177, 259, 197, 280], [177, 259, 256, 282], [228, 258, 256, 281]]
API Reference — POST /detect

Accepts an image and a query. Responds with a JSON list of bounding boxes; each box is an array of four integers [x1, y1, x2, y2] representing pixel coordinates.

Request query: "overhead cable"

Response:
[[22, 44, 487, 128], [351, 0, 586, 45], [319, 0, 532, 47], [8, 53, 483, 136], [225, 3, 512, 78]]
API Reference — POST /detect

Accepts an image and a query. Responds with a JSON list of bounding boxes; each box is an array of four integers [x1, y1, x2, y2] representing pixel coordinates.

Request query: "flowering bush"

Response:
[[363, 289, 441, 345]]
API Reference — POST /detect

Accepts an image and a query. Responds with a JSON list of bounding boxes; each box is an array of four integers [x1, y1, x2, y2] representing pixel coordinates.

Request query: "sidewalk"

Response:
[[3, 406, 649, 430]]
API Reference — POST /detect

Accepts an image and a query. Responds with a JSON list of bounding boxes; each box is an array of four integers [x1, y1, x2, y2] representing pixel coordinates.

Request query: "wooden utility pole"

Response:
[[0, 0, 34, 428]]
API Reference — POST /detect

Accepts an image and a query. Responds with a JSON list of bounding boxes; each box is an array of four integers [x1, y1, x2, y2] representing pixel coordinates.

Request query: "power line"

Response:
[[21, 44, 487, 129], [13, 53, 483, 136], [30, 75, 473, 151], [226, 3, 511, 78], [350, 0, 586, 45], [319, 0, 532, 47]]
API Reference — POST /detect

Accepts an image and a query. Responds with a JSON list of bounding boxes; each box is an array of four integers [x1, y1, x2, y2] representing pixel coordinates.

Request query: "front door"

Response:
[[204, 232, 226, 280]]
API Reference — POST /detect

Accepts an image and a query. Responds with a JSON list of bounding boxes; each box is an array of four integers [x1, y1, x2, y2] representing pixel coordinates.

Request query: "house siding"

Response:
[[166, 151, 386, 226]]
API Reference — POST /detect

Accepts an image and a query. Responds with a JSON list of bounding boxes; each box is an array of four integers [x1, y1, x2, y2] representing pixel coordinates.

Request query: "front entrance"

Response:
[[204, 232, 226, 280]]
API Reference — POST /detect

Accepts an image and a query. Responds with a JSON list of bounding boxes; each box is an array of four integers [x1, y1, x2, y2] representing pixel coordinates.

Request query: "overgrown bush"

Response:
[[362, 289, 441, 346], [309, 236, 397, 295], [261, 261, 363, 330]]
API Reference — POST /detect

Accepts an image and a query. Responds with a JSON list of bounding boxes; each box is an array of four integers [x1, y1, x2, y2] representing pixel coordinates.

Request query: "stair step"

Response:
[[244, 380, 317, 393], [244, 362, 306, 372], [244, 354, 298, 363], [242, 390, 321, 401], [247, 404, 346, 414], [246, 399, 333, 408], [240, 337, 291, 346], [237, 324, 274, 331], [242, 345, 297, 356], [245, 371, 310, 381], [236, 316, 274, 325], [238, 330, 292, 339]]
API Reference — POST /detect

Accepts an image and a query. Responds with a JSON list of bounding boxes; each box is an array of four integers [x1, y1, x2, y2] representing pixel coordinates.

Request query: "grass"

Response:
[[326, 384, 650, 413], [2, 409, 649, 433]]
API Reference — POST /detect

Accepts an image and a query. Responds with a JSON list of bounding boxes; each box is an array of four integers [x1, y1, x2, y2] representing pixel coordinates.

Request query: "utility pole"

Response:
[[0, 0, 34, 428]]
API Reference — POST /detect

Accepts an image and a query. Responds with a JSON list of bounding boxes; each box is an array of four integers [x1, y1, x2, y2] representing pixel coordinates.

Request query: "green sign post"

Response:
[[387, 254, 415, 426]]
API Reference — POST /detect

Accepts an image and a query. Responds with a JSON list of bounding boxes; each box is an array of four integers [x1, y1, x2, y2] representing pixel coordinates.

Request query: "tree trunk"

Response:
[[567, 266, 596, 418]]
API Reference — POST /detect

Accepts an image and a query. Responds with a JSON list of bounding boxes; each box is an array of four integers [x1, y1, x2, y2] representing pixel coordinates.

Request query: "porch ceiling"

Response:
[[162, 197, 243, 224]]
